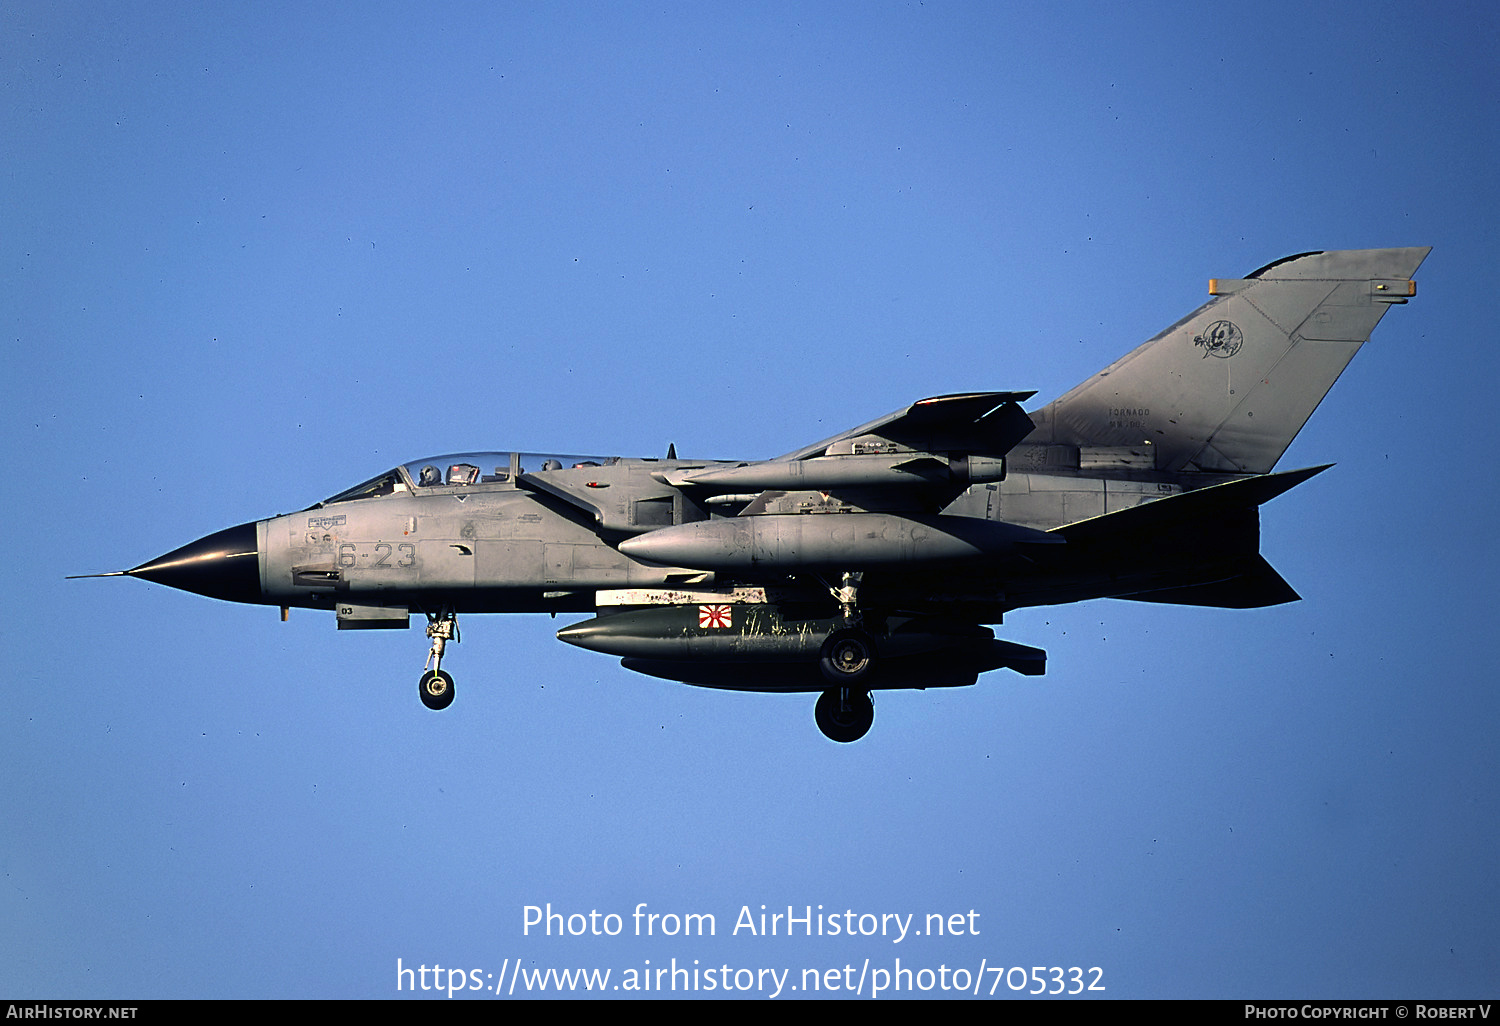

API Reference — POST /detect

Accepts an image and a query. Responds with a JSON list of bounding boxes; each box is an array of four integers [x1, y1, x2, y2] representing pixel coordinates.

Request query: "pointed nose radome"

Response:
[[128, 521, 263, 604]]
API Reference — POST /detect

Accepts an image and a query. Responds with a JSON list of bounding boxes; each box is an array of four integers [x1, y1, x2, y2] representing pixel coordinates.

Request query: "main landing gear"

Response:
[[814, 571, 875, 742], [815, 687, 874, 743], [819, 628, 873, 682], [819, 570, 876, 685], [418, 608, 459, 711]]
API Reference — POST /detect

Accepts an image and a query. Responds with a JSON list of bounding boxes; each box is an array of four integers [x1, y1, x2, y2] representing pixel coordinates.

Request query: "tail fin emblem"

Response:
[[1193, 320, 1244, 359]]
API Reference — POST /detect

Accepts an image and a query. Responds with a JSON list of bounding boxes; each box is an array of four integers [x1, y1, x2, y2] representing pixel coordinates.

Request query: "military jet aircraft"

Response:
[[76, 248, 1428, 741]]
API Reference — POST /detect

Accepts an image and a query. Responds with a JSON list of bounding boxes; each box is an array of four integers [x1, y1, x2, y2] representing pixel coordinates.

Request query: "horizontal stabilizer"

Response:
[[1116, 555, 1301, 608], [1055, 464, 1330, 542]]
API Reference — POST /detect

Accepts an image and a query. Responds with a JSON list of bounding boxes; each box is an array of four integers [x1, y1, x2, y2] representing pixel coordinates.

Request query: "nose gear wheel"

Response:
[[419, 669, 455, 710]]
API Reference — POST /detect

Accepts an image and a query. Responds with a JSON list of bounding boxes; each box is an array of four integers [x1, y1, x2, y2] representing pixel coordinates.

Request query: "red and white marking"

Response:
[[698, 604, 733, 629]]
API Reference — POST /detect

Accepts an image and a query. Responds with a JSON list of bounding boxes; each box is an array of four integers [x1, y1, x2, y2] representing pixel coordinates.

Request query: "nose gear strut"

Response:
[[418, 608, 459, 710]]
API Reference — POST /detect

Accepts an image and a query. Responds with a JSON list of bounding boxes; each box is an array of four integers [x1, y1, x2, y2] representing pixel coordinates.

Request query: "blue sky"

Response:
[[4, 0, 1497, 999]]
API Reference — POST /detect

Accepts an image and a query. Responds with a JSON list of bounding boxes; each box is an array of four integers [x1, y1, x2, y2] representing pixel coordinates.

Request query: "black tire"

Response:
[[819, 628, 874, 684], [419, 669, 455, 710], [815, 688, 874, 743]]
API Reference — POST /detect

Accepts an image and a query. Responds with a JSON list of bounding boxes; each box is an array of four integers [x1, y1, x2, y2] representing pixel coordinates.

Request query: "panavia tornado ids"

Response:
[[77, 248, 1428, 741]]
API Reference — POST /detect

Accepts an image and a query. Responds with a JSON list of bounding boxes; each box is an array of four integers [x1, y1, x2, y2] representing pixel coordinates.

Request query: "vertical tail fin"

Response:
[[1029, 247, 1430, 474]]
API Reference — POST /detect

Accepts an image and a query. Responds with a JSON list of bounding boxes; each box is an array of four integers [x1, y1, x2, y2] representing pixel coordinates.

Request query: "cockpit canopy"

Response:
[[314, 451, 614, 507]]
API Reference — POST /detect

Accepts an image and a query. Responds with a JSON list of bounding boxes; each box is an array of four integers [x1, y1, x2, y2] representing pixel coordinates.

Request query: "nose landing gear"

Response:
[[419, 668, 454, 710], [418, 609, 459, 710]]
